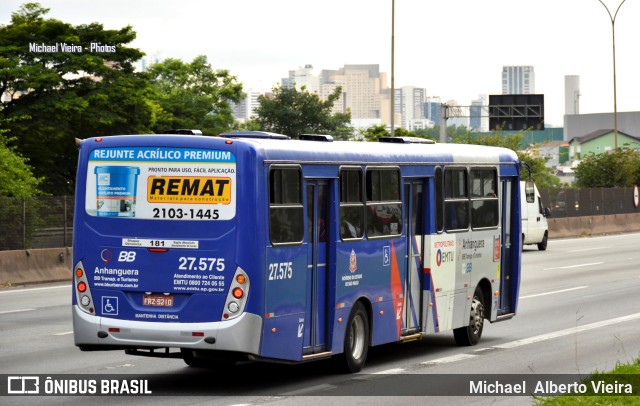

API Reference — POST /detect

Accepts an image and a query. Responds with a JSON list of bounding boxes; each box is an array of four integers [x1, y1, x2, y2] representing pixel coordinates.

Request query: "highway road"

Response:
[[1, 233, 639, 405]]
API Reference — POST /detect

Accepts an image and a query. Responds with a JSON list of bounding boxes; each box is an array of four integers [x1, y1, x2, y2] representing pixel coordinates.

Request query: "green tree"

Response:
[[0, 130, 40, 197], [0, 3, 152, 194], [255, 85, 352, 139], [453, 129, 561, 189], [146, 55, 243, 135], [573, 147, 640, 188]]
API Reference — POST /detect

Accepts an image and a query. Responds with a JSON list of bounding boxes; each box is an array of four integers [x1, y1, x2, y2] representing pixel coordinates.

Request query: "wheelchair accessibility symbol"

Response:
[[102, 296, 118, 316]]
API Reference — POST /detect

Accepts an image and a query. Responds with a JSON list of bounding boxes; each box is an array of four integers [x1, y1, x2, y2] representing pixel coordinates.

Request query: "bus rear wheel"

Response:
[[453, 287, 484, 346], [342, 301, 370, 373], [181, 349, 236, 369]]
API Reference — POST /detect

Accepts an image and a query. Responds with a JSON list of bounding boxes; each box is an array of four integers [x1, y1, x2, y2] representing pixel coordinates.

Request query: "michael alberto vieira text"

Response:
[[470, 379, 633, 395]]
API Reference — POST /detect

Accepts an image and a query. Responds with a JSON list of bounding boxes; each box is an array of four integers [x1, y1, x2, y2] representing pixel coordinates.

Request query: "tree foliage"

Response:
[[0, 3, 152, 194], [573, 147, 640, 188], [146, 55, 243, 135], [255, 85, 351, 139], [0, 129, 40, 197], [449, 129, 561, 189]]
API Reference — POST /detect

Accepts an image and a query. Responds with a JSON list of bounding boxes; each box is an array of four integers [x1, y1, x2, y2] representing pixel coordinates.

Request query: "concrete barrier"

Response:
[[1, 213, 639, 286], [0, 247, 72, 287], [547, 212, 640, 239]]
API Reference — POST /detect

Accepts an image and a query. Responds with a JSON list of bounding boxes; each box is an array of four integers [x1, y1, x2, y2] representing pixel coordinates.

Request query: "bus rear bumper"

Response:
[[73, 306, 262, 355]]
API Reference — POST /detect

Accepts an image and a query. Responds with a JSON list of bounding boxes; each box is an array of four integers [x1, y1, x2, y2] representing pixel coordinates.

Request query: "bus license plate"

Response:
[[143, 294, 174, 307]]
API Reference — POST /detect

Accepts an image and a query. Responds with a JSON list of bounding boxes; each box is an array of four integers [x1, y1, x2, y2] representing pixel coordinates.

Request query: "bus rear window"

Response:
[[269, 167, 304, 244]]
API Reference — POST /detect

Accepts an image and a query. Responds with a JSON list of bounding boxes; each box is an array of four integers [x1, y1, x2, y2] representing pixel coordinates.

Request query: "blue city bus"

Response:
[[72, 131, 522, 372]]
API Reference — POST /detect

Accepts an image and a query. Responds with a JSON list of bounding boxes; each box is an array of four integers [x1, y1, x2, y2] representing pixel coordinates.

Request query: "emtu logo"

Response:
[[436, 249, 442, 267]]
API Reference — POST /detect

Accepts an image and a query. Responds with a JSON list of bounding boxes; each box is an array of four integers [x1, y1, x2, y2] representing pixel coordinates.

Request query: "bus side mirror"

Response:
[[544, 207, 551, 218]]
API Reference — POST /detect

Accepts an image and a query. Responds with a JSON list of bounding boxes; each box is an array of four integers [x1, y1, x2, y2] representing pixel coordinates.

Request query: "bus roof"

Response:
[[80, 134, 519, 166], [235, 137, 519, 166]]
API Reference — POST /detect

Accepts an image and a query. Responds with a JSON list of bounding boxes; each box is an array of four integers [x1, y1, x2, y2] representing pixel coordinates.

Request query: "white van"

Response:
[[520, 180, 549, 251]]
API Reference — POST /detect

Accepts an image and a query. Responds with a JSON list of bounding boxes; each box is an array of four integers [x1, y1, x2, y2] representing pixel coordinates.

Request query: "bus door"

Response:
[[499, 177, 516, 315], [402, 180, 426, 334], [304, 180, 329, 354]]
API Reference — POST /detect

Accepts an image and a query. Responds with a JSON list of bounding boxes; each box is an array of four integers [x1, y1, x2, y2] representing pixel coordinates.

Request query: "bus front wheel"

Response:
[[342, 301, 370, 373], [453, 287, 485, 346]]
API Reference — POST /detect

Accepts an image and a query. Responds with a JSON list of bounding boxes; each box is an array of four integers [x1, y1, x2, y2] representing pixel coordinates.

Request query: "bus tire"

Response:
[[181, 349, 236, 369], [181, 349, 210, 368], [342, 301, 370, 373], [453, 287, 484, 346], [537, 232, 548, 251]]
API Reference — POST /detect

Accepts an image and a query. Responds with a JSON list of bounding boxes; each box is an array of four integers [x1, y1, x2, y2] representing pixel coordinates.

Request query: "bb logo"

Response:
[[117, 251, 136, 262]]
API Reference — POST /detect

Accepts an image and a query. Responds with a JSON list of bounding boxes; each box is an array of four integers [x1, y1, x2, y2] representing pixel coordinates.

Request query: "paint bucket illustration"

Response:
[[94, 166, 140, 217]]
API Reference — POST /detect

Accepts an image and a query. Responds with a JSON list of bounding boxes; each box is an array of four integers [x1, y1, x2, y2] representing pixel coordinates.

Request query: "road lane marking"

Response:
[[422, 353, 478, 365], [281, 383, 337, 396], [0, 308, 35, 315], [372, 368, 405, 374], [53, 331, 73, 336], [493, 312, 640, 350], [0, 285, 69, 295], [566, 246, 611, 253], [520, 286, 588, 299], [543, 262, 604, 271]]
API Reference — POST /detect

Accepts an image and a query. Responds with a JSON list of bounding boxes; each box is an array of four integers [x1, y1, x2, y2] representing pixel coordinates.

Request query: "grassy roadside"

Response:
[[536, 359, 640, 405]]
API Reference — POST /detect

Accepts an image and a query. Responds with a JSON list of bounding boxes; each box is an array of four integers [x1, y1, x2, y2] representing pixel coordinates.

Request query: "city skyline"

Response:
[[2, 0, 639, 127]]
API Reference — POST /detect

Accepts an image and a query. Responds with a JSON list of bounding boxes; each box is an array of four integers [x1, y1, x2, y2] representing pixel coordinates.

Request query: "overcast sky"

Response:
[[2, 0, 639, 127]]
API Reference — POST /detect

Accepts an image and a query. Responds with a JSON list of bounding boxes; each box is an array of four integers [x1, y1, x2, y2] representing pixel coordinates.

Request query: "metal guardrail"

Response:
[[539, 187, 640, 218]]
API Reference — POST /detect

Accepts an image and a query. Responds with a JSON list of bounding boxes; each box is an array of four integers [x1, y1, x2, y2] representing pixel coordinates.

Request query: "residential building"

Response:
[[568, 129, 640, 161]]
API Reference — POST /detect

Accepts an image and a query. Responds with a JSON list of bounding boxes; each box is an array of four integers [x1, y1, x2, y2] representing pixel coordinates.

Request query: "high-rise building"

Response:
[[319, 64, 387, 121], [470, 95, 488, 131], [502, 66, 535, 94], [282, 64, 320, 93], [395, 86, 426, 129], [231, 89, 262, 122], [424, 96, 442, 126]]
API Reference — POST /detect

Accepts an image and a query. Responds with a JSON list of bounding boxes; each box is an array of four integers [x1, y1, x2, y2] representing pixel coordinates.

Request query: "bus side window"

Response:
[[444, 168, 469, 231], [470, 168, 499, 229], [435, 167, 444, 233], [269, 167, 304, 244], [339, 168, 365, 240], [366, 168, 402, 237]]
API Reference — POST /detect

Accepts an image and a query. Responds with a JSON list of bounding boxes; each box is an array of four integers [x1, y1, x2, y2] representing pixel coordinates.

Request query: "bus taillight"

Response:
[[74, 261, 94, 315], [222, 267, 250, 321]]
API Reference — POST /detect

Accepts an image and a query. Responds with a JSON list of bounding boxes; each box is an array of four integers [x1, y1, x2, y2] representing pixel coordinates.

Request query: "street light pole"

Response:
[[390, 0, 395, 137], [597, 0, 626, 149]]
